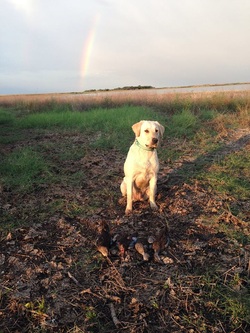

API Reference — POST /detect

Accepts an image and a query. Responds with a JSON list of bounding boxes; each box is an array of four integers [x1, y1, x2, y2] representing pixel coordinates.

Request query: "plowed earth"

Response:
[[0, 130, 250, 332]]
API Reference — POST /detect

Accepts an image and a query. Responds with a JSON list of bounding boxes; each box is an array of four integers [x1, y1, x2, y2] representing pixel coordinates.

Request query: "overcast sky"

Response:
[[1, 0, 250, 94]]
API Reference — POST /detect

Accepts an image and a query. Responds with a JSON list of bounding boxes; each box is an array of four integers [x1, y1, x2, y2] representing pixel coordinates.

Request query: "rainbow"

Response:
[[80, 14, 100, 81]]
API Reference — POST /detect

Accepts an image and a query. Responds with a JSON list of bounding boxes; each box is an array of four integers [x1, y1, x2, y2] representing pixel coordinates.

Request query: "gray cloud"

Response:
[[1, 0, 249, 94]]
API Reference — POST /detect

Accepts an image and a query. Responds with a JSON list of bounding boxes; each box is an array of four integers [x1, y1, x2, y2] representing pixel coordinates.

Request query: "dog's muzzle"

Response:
[[149, 138, 159, 148], [152, 138, 158, 145]]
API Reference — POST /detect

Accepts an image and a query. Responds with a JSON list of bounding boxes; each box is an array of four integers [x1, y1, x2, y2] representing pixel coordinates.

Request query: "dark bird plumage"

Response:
[[96, 221, 112, 257], [116, 232, 138, 257], [152, 225, 170, 262]]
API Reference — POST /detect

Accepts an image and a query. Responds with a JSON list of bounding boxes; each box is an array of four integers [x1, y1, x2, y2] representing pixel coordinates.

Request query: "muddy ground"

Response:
[[0, 129, 250, 332]]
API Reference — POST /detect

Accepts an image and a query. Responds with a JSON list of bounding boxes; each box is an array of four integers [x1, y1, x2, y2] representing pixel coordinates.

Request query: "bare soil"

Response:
[[0, 129, 250, 332]]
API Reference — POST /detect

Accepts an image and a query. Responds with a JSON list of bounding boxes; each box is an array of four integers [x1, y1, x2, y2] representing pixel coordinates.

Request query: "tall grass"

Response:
[[16, 105, 166, 151], [1, 89, 250, 113], [166, 109, 198, 138], [0, 108, 15, 125], [17, 105, 162, 130], [0, 147, 50, 191], [200, 151, 250, 200]]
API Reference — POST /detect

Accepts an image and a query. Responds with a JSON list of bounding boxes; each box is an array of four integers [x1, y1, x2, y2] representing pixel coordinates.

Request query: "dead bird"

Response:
[[96, 245, 109, 257], [135, 242, 149, 261], [96, 221, 112, 257], [150, 225, 170, 262], [129, 233, 138, 249], [116, 233, 138, 258]]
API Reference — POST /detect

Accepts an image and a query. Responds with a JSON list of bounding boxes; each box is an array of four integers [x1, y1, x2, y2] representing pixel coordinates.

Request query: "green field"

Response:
[[0, 90, 249, 332]]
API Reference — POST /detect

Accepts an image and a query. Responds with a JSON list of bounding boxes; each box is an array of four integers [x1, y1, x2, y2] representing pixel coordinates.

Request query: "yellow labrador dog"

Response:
[[120, 120, 165, 214]]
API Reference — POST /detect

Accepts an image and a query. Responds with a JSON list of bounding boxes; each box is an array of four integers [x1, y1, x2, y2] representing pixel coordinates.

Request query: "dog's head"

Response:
[[132, 120, 165, 149]]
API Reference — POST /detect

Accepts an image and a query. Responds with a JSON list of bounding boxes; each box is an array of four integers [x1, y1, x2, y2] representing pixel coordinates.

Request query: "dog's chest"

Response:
[[141, 155, 156, 170], [134, 150, 158, 175], [124, 144, 159, 178]]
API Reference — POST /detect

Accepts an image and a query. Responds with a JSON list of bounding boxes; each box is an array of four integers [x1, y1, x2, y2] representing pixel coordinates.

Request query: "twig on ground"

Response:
[[80, 287, 104, 300], [108, 302, 121, 328], [167, 249, 181, 263], [67, 271, 82, 287], [218, 320, 227, 333]]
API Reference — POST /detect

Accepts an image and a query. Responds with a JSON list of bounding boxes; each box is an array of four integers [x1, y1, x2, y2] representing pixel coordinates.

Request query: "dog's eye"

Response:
[[155, 129, 158, 133], [144, 129, 149, 133]]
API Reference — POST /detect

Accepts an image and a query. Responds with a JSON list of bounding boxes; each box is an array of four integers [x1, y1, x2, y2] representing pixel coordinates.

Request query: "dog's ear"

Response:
[[132, 121, 143, 137], [155, 121, 165, 138]]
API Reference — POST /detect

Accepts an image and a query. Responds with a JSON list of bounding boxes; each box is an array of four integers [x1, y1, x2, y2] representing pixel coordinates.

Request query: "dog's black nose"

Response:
[[152, 138, 158, 144]]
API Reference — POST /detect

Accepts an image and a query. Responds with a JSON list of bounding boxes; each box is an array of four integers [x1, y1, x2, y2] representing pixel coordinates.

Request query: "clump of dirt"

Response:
[[0, 131, 250, 332]]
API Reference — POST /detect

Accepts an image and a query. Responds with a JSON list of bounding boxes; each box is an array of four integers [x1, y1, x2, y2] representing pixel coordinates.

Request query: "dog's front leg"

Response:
[[149, 176, 158, 210], [125, 178, 133, 214]]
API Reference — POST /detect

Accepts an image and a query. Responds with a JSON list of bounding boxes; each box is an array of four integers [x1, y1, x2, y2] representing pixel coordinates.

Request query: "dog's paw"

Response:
[[118, 197, 126, 205], [125, 208, 132, 215], [150, 202, 158, 211]]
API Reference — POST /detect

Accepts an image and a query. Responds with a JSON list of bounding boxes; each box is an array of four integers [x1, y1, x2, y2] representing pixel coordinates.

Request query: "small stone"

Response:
[[162, 256, 174, 264]]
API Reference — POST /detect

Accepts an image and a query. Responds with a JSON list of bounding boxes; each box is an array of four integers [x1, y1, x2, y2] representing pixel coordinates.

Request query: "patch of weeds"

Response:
[[53, 170, 86, 190], [165, 107, 218, 142], [65, 171, 86, 187], [194, 130, 221, 152], [182, 313, 207, 332], [199, 108, 219, 121], [159, 146, 183, 162], [0, 108, 24, 144], [0, 128, 24, 144], [217, 222, 249, 246], [85, 306, 97, 321], [201, 151, 250, 200], [25, 296, 47, 323], [90, 133, 115, 150], [17, 110, 80, 129], [181, 271, 250, 331], [167, 109, 198, 138], [57, 146, 85, 162], [63, 200, 87, 217], [0, 211, 19, 232], [212, 284, 250, 328], [90, 131, 131, 152], [0, 147, 51, 192], [16, 105, 166, 152], [16, 105, 155, 132], [78, 249, 103, 274], [164, 106, 248, 147], [44, 199, 67, 217], [208, 106, 250, 136], [236, 105, 250, 127], [150, 297, 160, 310], [0, 108, 15, 125]]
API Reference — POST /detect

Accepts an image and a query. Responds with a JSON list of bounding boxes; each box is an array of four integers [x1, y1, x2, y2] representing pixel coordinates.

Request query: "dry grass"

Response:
[[1, 89, 250, 113]]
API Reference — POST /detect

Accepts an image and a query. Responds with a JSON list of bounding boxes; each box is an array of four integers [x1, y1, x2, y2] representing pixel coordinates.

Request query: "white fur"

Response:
[[120, 120, 165, 214]]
